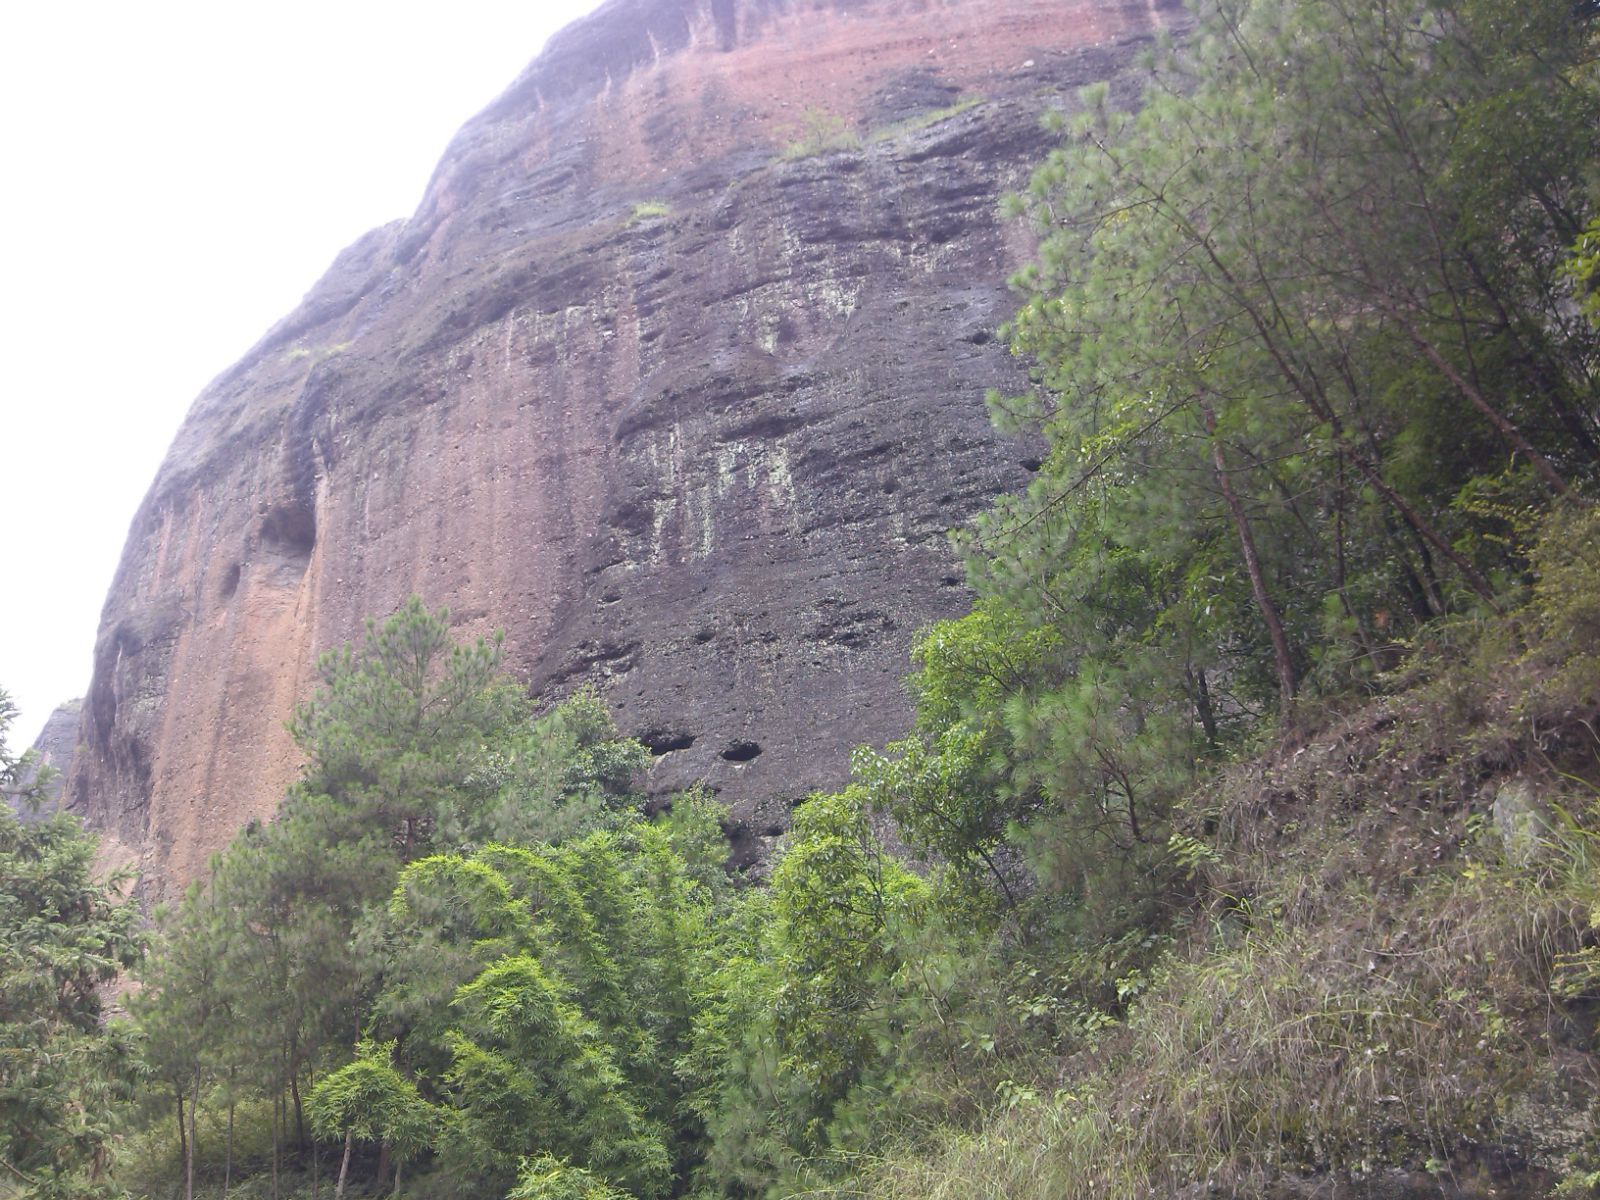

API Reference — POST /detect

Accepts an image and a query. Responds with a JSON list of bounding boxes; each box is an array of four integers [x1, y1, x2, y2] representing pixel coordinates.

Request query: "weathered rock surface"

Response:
[[67, 0, 1184, 894]]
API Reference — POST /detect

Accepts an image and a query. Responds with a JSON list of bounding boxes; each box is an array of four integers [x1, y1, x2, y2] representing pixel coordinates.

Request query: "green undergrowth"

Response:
[[868, 97, 984, 144], [625, 200, 672, 227], [777, 97, 984, 162], [283, 341, 350, 366], [806, 509, 1600, 1199], [778, 109, 862, 159], [833, 863, 1590, 1199]]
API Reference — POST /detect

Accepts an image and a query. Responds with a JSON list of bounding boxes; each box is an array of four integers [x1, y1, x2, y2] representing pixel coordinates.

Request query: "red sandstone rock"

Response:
[[67, 0, 1184, 896]]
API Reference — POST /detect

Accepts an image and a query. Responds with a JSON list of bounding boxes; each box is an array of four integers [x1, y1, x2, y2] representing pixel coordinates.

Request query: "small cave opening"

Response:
[[724, 820, 762, 873], [218, 562, 242, 601], [640, 728, 697, 756], [261, 500, 316, 562], [720, 739, 763, 763], [604, 496, 655, 536]]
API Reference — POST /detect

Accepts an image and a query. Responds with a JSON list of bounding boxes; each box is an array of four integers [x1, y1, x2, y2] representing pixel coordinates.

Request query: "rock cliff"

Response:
[[67, 0, 1184, 893]]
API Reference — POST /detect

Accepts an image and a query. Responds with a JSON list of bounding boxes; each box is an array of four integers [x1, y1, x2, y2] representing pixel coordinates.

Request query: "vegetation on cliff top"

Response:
[[6, 0, 1600, 1195]]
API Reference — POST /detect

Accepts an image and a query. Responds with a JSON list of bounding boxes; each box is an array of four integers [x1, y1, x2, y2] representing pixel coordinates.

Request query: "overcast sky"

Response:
[[0, 1, 606, 748]]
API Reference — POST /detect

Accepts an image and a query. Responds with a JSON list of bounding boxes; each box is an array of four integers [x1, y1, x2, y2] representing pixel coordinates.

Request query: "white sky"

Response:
[[0, 1, 605, 749]]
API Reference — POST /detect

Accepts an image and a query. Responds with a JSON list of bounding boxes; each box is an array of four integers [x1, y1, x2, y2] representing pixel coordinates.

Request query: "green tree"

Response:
[[133, 884, 232, 1200], [448, 690, 651, 850], [0, 690, 140, 1198], [852, 601, 1056, 906], [137, 599, 535, 1178], [371, 853, 534, 1082], [217, 815, 377, 1159], [682, 791, 1012, 1195], [879, 0, 1600, 940], [307, 1040, 438, 1197], [289, 595, 526, 861], [1000, 0, 1598, 657], [679, 889, 807, 1195], [377, 830, 714, 1195], [768, 791, 929, 1129], [444, 955, 670, 1198], [133, 652, 664, 1192], [507, 1153, 630, 1200]]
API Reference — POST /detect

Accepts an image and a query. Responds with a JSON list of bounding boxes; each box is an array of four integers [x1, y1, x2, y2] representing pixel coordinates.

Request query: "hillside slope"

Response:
[[818, 530, 1600, 1198]]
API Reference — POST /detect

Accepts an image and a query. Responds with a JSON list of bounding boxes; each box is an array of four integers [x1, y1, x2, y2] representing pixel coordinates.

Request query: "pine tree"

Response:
[[289, 595, 525, 862]]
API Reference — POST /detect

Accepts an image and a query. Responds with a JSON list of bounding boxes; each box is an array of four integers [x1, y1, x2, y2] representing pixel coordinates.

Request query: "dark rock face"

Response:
[[10, 699, 81, 821], [67, 0, 1184, 892]]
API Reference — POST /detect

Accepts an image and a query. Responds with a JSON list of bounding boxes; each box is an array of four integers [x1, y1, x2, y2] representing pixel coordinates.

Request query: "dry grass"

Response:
[[777, 109, 863, 159]]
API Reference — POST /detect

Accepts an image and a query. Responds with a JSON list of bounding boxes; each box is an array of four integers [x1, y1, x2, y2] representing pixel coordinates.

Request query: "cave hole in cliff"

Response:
[[640, 728, 697, 756], [261, 500, 316, 563], [218, 563, 241, 601], [725, 820, 762, 873], [720, 740, 762, 763]]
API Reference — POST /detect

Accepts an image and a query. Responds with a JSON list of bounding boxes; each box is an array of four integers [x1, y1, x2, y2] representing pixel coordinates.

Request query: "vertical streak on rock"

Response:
[[710, 0, 738, 50]]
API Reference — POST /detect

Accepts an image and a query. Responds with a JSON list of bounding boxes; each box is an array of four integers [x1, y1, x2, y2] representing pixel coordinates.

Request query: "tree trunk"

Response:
[[291, 1070, 306, 1150], [1162, 191, 1502, 609], [336, 1130, 354, 1200], [1401, 318, 1574, 499], [375, 1140, 391, 1190], [185, 1069, 200, 1200], [1199, 398, 1298, 718], [271, 1094, 280, 1200], [175, 1090, 187, 1181], [1344, 441, 1499, 608], [393, 1155, 404, 1196], [1189, 666, 1219, 747], [224, 1088, 234, 1198]]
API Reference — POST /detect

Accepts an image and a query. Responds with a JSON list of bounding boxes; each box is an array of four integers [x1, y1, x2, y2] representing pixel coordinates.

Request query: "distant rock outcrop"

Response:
[[67, 0, 1185, 895], [9, 699, 80, 820]]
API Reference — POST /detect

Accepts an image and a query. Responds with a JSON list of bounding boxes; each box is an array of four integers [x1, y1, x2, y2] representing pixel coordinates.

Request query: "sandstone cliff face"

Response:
[[68, 0, 1183, 892]]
